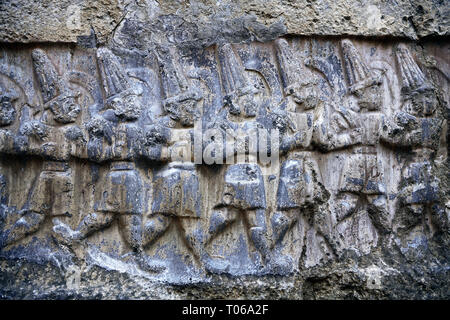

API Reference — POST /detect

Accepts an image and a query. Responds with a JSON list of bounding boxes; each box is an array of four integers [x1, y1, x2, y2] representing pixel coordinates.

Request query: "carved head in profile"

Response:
[[396, 43, 439, 117], [216, 43, 266, 119], [236, 94, 257, 118], [96, 47, 144, 122], [163, 88, 202, 127], [287, 81, 324, 111], [270, 108, 289, 134], [341, 39, 384, 111], [46, 90, 82, 124], [350, 75, 384, 111], [106, 89, 142, 121], [86, 115, 113, 144], [32, 48, 82, 124], [403, 86, 438, 117], [224, 84, 261, 119], [0, 89, 18, 127], [274, 37, 320, 111]]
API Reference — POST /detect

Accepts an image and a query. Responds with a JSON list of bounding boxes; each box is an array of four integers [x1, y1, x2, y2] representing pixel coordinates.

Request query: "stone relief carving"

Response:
[[382, 44, 446, 238], [0, 38, 448, 282]]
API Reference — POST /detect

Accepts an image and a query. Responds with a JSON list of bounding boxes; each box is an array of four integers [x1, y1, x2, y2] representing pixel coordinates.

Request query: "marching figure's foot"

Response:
[[134, 252, 167, 273], [267, 251, 294, 275], [249, 226, 271, 264], [271, 211, 296, 247], [52, 218, 82, 246], [202, 253, 231, 274], [2, 210, 45, 247], [206, 208, 237, 245]]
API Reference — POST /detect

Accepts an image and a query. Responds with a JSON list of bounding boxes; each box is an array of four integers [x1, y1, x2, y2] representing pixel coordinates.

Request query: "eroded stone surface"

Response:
[[0, 0, 122, 44], [1, 0, 449, 45]]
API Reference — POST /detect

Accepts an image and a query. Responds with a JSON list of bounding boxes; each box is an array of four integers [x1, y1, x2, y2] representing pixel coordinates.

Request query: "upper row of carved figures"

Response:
[[0, 39, 445, 163]]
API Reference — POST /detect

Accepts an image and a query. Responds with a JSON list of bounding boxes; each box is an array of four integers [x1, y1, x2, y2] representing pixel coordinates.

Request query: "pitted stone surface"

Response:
[[1, 0, 449, 45], [0, 0, 122, 44]]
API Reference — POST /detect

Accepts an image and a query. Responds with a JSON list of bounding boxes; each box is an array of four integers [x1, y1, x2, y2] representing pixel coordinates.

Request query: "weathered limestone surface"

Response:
[[0, 0, 449, 300], [0, 0, 449, 44], [0, 0, 122, 44]]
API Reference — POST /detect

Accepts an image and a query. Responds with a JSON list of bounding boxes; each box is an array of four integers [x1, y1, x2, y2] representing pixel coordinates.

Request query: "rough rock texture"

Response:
[[0, 0, 122, 44], [1, 0, 449, 45], [0, 0, 449, 300]]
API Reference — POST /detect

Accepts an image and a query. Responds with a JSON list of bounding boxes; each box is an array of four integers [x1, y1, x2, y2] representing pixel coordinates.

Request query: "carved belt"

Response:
[[166, 161, 195, 171], [110, 161, 135, 171], [290, 150, 314, 159], [351, 146, 377, 155], [43, 161, 69, 172]]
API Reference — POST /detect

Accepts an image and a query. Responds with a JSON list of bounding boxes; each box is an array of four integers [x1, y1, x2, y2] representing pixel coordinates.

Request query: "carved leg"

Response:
[[430, 202, 449, 234], [53, 211, 115, 244], [179, 217, 204, 262], [271, 209, 298, 248], [206, 207, 238, 244], [313, 202, 339, 256], [367, 194, 391, 235], [247, 208, 270, 263], [202, 208, 239, 273], [135, 214, 171, 273], [4, 211, 45, 246], [267, 209, 299, 274], [142, 213, 171, 248], [118, 214, 143, 251]]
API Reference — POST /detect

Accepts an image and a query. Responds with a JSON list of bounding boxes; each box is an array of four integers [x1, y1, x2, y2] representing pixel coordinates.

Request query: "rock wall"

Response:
[[0, 0, 449, 299]]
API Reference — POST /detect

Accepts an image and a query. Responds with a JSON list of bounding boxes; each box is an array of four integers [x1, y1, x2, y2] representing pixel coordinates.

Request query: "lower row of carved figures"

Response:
[[0, 38, 447, 270]]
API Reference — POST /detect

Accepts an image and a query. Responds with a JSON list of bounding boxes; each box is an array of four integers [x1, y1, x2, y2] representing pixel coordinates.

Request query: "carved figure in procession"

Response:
[[0, 73, 29, 246], [302, 40, 364, 158], [2, 49, 84, 246], [205, 43, 272, 267], [270, 38, 333, 260], [0, 87, 18, 126], [332, 40, 390, 235], [292, 39, 388, 256], [381, 44, 447, 234], [53, 47, 146, 253], [141, 45, 204, 263], [0, 83, 21, 155]]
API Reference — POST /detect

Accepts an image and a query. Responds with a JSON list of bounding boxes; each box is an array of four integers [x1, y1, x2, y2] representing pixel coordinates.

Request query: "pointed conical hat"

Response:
[[341, 40, 382, 93], [274, 38, 297, 92], [96, 47, 130, 99], [32, 49, 64, 103], [155, 45, 189, 99], [396, 44, 432, 96], [217, 43, 256, 97]]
